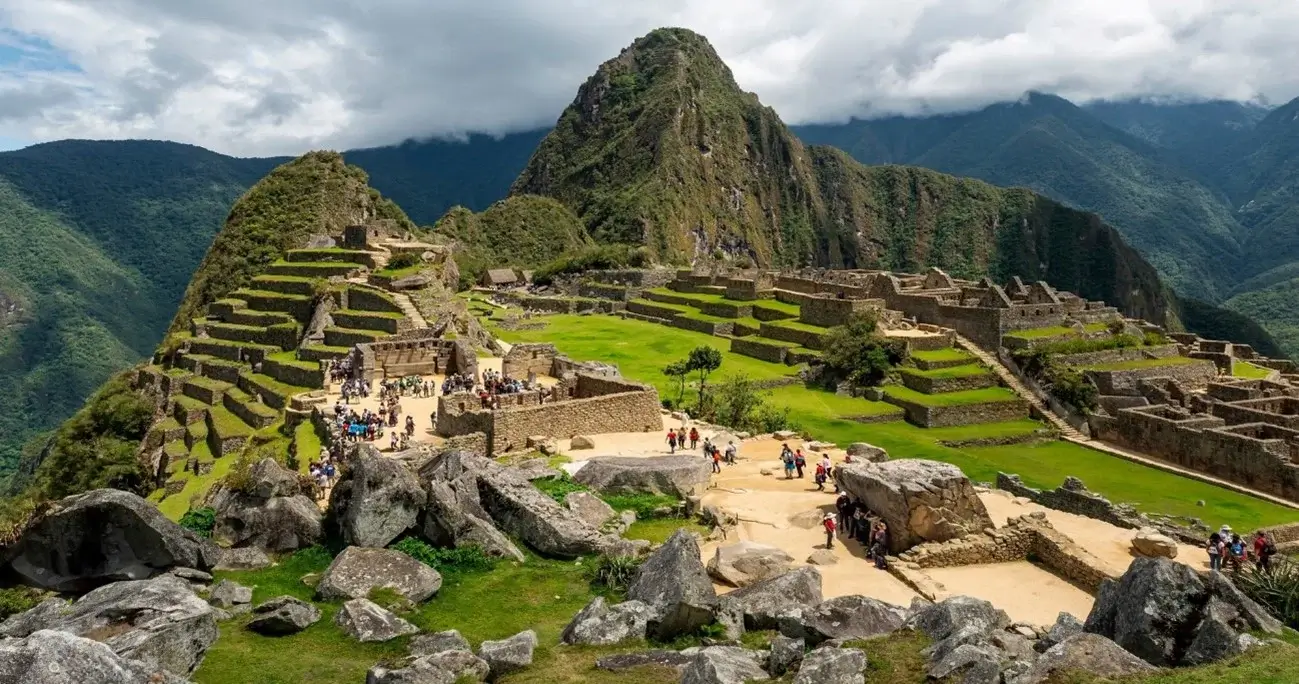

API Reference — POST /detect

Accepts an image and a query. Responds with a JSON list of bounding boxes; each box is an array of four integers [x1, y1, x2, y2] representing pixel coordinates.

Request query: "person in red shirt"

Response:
[[710, 447, 721, 474], [822, 513, 837, 549], [666, 429, 678, 454]]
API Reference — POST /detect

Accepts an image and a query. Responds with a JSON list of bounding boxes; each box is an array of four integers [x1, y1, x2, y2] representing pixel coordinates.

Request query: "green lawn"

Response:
[[762, 318, 828, 334], [1080, 356, 1201, 372], [157, 440, 231, 520], [882, 385, 1021, 406], [751, 298, 801, 317], [293, 421, 323, 474], [1233, 360, 1273, 379], [911, 348, 974, 363], [644, 287, 729, 305], [765, 385, 903, 419], [900, 363, 991, 380]]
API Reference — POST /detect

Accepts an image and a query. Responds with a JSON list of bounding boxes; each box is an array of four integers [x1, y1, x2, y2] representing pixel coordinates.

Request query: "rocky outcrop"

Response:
[[719, 567, 822, 631], [846, 443, 888, 463], [561, 597, 654, 646], [793, 647, 866, 684], [706, 542, 794, 587], [316, 547, 443, 603], [1035, 612, 1083, 653], [409, 630, 472, 657], [246, 596, 321, 635], [475, 466, 611, 559], [627, 529, 718, 640], [368, 650, 490, 684], [421, 481, 525, 563], [1083, 557, 1282, 667], [679, 646, 769, 684], [478, 629, 537, 680], [778, 594, 907, 645], [768, 635, 803, 676], [208, 579, 252, 611], [0, 629, 192, 684], [210, 459, 322, 553], [1130, 528, 1178, 558], [212, 547, 271, 571], [334, 598, 419, 642], [2, 489, 217, 592], [0, 574, 217, 677], [1014, 633, 1154, 684], [835, 460, 993, 552], [574, 455, 712, 497], [330, 445, 425, 548], [564, 491, 617, 529]]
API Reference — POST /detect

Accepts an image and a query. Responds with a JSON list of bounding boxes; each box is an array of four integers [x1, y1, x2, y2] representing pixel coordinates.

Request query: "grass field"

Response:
[[911, 348, 975, 364], [882, 385, 1022, 406], [1233, 360, 1273, 379], [1003, 323, 1109, 340], [899, 364, 992, 380], [1080, 356, 1202, 372]]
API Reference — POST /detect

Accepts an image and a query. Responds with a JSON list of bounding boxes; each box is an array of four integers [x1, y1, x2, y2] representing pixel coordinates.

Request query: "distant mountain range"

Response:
[[4, 30, 1299, 479]]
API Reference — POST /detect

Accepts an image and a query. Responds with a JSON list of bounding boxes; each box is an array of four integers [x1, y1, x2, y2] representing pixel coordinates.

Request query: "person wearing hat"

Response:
[[822, 512, 837, 549]]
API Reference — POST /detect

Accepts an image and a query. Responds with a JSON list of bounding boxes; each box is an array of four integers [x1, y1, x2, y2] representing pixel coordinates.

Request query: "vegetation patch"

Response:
[[1079, 356, 1202, 372], [883, 384, 1022, 407], [1233, 360, 1273, 379], [1003, 322, 1109, 340]]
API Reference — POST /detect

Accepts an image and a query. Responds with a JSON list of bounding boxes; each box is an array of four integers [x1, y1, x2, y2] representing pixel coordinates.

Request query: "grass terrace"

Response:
[[900, 364, 991, 380], [751, 298, 801, 317], [1233, 360, 1273, 379], [373, 263, 426, 279], [267, 351, 322, 372], [911, 348, 975, 364], [1003, 322, 1109, 340], [762, 318, 829, 334], [644, 287, 729, 305], [882, 384, 1021, 406], [1079, 356, 1202, 372]]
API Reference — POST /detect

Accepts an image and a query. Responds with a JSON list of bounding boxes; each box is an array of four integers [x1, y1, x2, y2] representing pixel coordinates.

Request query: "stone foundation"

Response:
[[900, 369, 996, 394], [884, 395, 1030, 428], [729, 337, 793, 364]]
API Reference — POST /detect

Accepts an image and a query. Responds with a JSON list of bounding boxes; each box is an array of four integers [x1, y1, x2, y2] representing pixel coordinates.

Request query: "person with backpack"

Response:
[[871, 522, 890, 569], [781, 446, 796, 479], [814, 461, 827, 491], [1206, 532, 1224, 571], [666, 429, 678, 454], [689, 427, 699, 450], [822, 513, 837, 549], [724, 441, 737, 465], [1228, 533, 1247, 572], [794, 449, 806, 479], [1254, 530, 1277, 572], [710, 446, 722, 474]]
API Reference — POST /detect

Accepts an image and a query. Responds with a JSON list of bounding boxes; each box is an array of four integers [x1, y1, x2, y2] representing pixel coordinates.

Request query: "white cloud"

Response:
[[0, 0, 1296, 156]]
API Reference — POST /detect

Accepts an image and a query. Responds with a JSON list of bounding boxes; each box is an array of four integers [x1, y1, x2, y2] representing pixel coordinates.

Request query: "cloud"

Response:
[[0, 0, 1296, 156]]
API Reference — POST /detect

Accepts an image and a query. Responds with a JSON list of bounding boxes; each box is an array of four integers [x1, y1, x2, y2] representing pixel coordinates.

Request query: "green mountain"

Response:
[[433, 195, 592, 284]]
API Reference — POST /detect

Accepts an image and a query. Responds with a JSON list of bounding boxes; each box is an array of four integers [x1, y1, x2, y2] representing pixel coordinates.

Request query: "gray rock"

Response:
[[1035, 612, 1083, 653], [780, 594, 907, 645], [570, 435, 596, 450], [706, 541, 794, 587], [1182, 597, 1259, 666], [478, 629, 536, 680], [169, 567, 213, 584], [0, 574, 217, 677], [511, 459, 561, 481], [680, 646, 769, 684], [845, 442, 888, 462], [335, 598, 419, 642], [330, 445, 425, 548], [1013, 633, 1154, 684], [595, 650, 695, 672], [1, 489, 216, 592], [409, 630, 471, 657], [421, 481, 525, 563], [1203, 570, 1284, 634], [834, 460, 994, 552], [627, 529, 718, 640], [907, 595, 1010, 643], [210, 459, 322, 552], [208, 579, 252, 609], [768, 635, 804, 676], [212, 547, 272, 571], [795, 647, 867, 684], [367, 650, 490, 684], [476, 465, 612, 559], [560, 597, 653, 645], [246, 596, 321, 635], [1131, 528, 1178, 558], [719, 566, 822, 631], [927, 644, 1001, 684], [316, 547, 442, 603], [573, 455, 713, 497], [806, 549, 838, 565], [563, 491, 617, 529], [0, 629, 192, 684], [604, 538, 653, 559]]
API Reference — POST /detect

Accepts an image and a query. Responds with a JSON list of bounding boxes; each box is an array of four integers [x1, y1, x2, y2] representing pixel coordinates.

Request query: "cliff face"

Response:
[[513, 28, 1177, 325]]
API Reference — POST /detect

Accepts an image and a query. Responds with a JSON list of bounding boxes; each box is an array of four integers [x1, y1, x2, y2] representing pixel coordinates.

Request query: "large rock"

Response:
[[927, 643, 1000, 684], [421, 481, 525, 562], [475, 466, 611, 559], [573, 455, 713, 497], [316, 547, 442, 603], [564, 491, 617, 529], [212, 547, 272, 571], [409, 630, 471, 657], [907, 595, 1010, 643], [706, 542, 794, 587], [719, 567, 822, 631], [835, 460, 993, 552], [478, 629, 536, 680], [1035, 612, 1083, 653], [210, 459, 323, 553], [1130, 528, 1178, 559], [778, 594, 907, 645], [0, 629, 193, 684], [0, 574, 217, 677], [627, 529, 719, 640], [1, 489, 217, 593], [207, 579, 252, 609], [367, 649, 490, 684], [570, 435, 596, 450], [1083, 556, 1280, 667], [246, 596, 321, 635], [1013, 633, 1155, 684], [330, 445, 425, 548], [335, 598, 419, 642], [845, 442, 888, 463], [768, 635, 804, 676], [679, 646, 769, 684], [560, 597, 654, 645], [794, 647, 867, 684]]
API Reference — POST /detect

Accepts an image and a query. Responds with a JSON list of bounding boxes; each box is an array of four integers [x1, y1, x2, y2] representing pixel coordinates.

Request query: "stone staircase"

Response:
[[952, 333, 1086, 440], [390, 292, 429, 329]]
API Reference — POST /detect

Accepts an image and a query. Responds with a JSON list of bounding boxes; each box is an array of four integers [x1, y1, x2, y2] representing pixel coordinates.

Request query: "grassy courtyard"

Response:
[[486, 313, 1299, 530]]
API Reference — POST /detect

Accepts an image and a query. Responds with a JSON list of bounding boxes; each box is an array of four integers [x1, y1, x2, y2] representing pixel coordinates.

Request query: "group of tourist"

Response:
[[441, 373, 477, 395], [338, 377, 370, 404], [382, 375, 432, 398], [664, 428, 738, 473], [832, 492, 891, 569], [1207, 525, 1277, 572], [325, 355, 354, 385]]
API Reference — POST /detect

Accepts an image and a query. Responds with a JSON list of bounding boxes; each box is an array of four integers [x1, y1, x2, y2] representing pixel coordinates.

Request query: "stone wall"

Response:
[[799, 296, 883, 327], [1086, 360, 1218, 396], [1211, 396, 1299, 429], [698, 300, 751, 319], [900, 369, 996, 394], [670, 316, 734, 336], [502, 343, 560, 379], [585, 268, 676, 288], [886, 395, 1029, 428], [578, 283, 631, 301], [758, 322, 825, 349], [263, 357, 325, 389], [356, 335, 476, 382], [346, 286, 405, 315], [729, 337, 791, 364], [1052, 344, 1179, 368]]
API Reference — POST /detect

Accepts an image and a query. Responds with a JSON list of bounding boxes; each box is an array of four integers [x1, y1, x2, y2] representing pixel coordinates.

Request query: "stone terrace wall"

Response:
[[1211, 396, 1299, 429], [1086, 360, 1218, 396], [502, 343, 559, 379], [887, 396, 1029, 428], [730, 337, 791, 364], [357, 335, 476, 381], [489, 387, 660, 454], [585, 268, 676, 288], [799, 296, 883, 327]]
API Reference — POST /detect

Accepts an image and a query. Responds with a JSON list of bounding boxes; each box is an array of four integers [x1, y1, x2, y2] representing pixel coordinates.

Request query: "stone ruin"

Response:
[[834, 459, 995, 553]]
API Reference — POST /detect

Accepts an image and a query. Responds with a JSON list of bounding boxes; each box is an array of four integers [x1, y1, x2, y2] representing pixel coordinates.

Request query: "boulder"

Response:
[[706, 541, 795, 587], [422, 481, 525, 562], [778, 594, 907, 645], [907, 595, 1010, 643], [1, 489, 217, 593], [367, 649, 490, 684], [795, 647, 867, 684], [719, 567, 822, 631], [773, 430, 798, 440], [560, 597, 654, 646], [169, 567, 213, 585], [478, 629, 536, 680], [926, 643, 1000, 684], [409, 630, 472, 657], [573, 455, 713, 497], [1182, 597, 1273, 666], [627, 529, 718, 640], [0, 629, 191, 684], [845, 442, 888, 463], [1035, 612, 1083, 653], [1203, 570, 1284, 634], [212, 547, 272, 571], [207, 579, 252, 609], [334, 598, 419, 642], [316, 547, 442, 603], [595, 650, 696, 672], [768, 635, 804, 676], [210, 459, 322, 552], [475, 466, 611, 559], [563, 492, 617, 529], [1014, 633, 1154, 684], [806, 549, 838, 565], [246, 596, 320, 635], [834, 460, 994, 552], [0, 574, 217, 677], [570, 435, 596, 450], [1130, 528, 1178, 559], [511, 459, 562, 481], [679, 646, 769, 684], [330, 445, 425, 548]]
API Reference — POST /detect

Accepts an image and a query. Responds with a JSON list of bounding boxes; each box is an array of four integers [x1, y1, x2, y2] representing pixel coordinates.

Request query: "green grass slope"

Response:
[[434, 194, 592, 283]]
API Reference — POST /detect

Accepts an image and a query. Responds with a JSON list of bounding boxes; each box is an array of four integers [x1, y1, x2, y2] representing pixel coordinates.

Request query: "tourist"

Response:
[[390, 432, 399, 451], [794, 449, 806, 478], [689, 427, 699, 450], [822, 513, 837, 549], [405, 415, 416, 438], [701, 437, 712, 458], [1228, 533, 1247, 572], [819, 454, 832, 478], [1254, 531, 1277, 572], [1206, 532, 1224, 571], [814, 460, 827, 491], [711, 447, 721, 474], [781, 447, 796, 479], [835, 493, 851, 533], [854, 509, 870, 545], [724, 441, 737, 465], [871, 522, 890, 569], [666, 429, 678, 454]]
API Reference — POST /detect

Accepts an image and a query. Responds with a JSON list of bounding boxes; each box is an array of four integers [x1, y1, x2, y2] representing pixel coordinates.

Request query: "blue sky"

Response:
[[0, 28, 74, 151]]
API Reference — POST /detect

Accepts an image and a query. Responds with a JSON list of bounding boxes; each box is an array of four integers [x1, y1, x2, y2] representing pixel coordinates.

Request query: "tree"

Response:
[[707, 374, 793, 434], [822, 313, 907, 388], [686, 345, 723, 409], [662, 360, 690, 407]]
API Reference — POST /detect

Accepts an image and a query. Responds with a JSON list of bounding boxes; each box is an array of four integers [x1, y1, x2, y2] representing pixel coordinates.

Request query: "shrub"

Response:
[[602, 493, 683, 520], [390, 537, 496, 574], [0, 586, 47, 619], [821, 313, 908, 388], [386, 251, 422, 271], [179, 507, 216, 538], [532, 473, 590, 503], [1236, 562, 1299, 629], [587, 554, 643, 593], [704, 374, 793, 434], [532, 244, 649, 286]]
